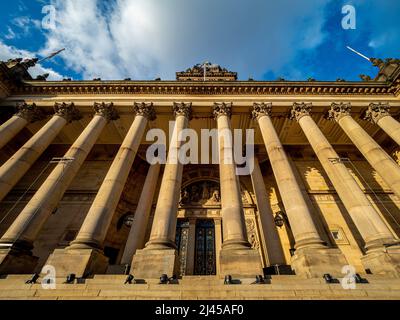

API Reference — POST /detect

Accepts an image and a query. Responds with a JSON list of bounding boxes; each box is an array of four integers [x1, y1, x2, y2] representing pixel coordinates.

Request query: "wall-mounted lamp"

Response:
[[274, 211, 286, 228]]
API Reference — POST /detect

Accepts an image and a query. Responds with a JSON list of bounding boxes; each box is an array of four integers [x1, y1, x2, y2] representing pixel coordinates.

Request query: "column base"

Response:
[[219, 248, 263, 278], [131, 248, 179, 279], [45, 248, 109, 278], [291, 247, 348, 278], [361, 245, 400, 278], [0, 248, 39, 275]]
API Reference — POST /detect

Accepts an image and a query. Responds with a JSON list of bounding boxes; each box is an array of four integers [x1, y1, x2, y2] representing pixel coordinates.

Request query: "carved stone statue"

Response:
[[35, 73, 49, 81], [180, 189, 190, 205], [211, 189, 220, 203], [21, 58, 38, 69], [359, 74, 372, 81], [202, 182, 210, 200], [179, 181, 221, 205]]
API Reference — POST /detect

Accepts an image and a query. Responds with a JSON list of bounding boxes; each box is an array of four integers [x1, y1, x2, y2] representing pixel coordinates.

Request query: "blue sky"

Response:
[[0, 0, 398, 81]]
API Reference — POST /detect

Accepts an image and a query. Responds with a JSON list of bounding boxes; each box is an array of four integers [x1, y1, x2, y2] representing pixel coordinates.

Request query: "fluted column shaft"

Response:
[[365, 103, 400, 146], [329, 102, 400, 200], [0, 103, 81, 202], [69, 103, 155, 250], [293, 103, 396, 251], [121, 163, 160, 264], [213, 103, 250, 250], [0, 103, 45, 150], [0, 103, 118, 249], [145, 103, 191, 250], [252, 104, 325, 250], [250, 156, 286, 264]]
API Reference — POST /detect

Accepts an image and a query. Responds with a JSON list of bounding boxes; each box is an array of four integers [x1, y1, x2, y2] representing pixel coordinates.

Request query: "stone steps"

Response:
[[0, 275, 400, 300]]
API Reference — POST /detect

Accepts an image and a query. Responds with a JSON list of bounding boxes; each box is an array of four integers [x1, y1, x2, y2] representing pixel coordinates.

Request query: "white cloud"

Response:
[[40, 0, 331, 80], [0, 41, 64, 81], [351, 0, 400, 56], [4, 27, 16, 40]]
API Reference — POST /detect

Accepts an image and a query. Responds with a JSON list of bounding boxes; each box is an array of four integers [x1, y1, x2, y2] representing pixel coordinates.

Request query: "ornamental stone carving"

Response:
[[15, 102, 46, 123], [133, 102, 156, 121], [54, 102, 82, 123], [290, 102, 312, 122], [364, 102, 390, 124], [251, 102, 272, 120], [245, 218, 260, 250], [327, 102, 352, 122], [392, 150, 400, 166], [213, 102, 232, 119], [180, 181, 221, 206], [94, 102, 119, 121], [173, 102, 192, 119]]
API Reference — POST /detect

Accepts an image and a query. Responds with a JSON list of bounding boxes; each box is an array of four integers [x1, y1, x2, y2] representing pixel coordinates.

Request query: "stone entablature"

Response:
[[12, 80, 395, 96]]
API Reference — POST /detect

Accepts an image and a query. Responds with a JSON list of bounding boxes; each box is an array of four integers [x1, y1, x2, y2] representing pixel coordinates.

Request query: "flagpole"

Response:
[[346, 46, 371, 62], [38, 48, 65, 63]]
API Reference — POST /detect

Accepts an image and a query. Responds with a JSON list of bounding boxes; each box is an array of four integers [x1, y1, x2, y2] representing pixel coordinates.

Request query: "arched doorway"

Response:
[[174, 167, 262, 277]]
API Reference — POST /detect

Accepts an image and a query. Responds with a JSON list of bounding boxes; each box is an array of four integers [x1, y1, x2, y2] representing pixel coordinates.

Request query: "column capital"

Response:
[[173, 102, 192, 120], [290, 102, 312, 122], [54, 102, 83, 123], [213, 102, 232, 119], [364, 102, 390, 124], [327, 102, 352, 122], [94, 102, 119, 121], [15, 102, 46, 123], [251, 102, 271, 120], [133, 102, 156, 121]]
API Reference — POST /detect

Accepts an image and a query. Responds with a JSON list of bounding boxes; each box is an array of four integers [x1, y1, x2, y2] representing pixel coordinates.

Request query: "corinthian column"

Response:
[[250, 156, 286, 266], [211, 102, 262, 277], [252, 103, 348, 278], [0, 103, 118, 256], [121, 163, 161, 264], [0, 103, 45, 149], [291, 102, 400, 276], [364, 102, 400, 146], [213, 103, 250, 250], [328, 102, 400, 200], [45, 103, 156, 278], [0, 102, 81, 203], [131, 103, 192, 278]]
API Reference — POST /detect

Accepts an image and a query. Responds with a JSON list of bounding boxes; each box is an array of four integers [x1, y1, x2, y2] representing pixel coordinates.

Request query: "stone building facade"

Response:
[[0, 58, 400, 289]]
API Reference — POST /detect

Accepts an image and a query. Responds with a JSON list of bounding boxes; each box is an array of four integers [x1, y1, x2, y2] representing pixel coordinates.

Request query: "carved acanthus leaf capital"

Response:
[[213, 102, 232, 119], [327, 102, 352, 122], [251, 102, 272, 120], [54, 102, 82, 123], [173, 102, 192, 119], [94, 102, 119, 121], [290, 102, 312, 122], [133, 102, 156, 121], [15, 102, 46, 123], [364, 102, 390, 124]]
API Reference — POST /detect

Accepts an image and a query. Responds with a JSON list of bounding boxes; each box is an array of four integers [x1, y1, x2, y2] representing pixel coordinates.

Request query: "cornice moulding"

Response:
[[13, 80, 395, 96]]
